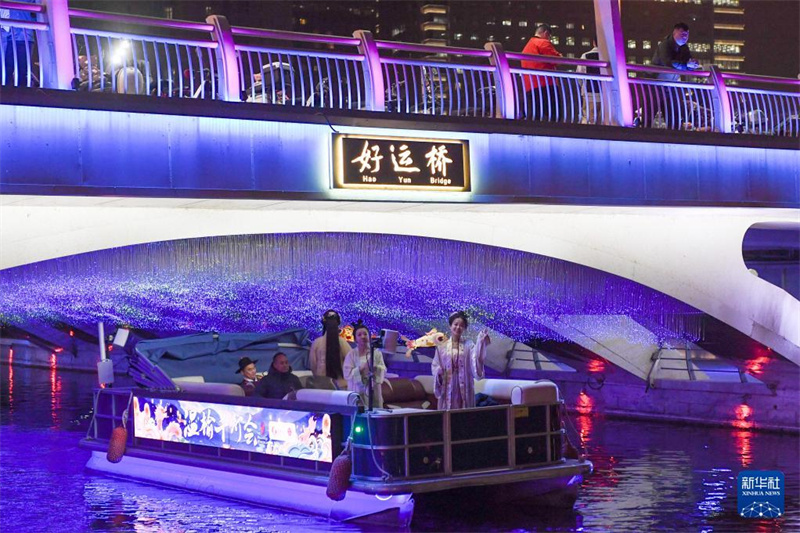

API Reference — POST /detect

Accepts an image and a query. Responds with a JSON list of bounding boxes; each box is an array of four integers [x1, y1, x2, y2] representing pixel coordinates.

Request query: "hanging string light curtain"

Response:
[[0, 233, 704, 343]]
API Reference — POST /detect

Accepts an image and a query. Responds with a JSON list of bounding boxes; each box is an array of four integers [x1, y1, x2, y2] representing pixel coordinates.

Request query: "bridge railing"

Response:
[[0, 0, 46, 87], [67, 9, 219, 98], [505, 50, 614, 124], [230, 26, 367, 110], [3, 1, 799, 138], [375, 40, 498, 118], [626, 65, 717, 132], [721, 72, 800, 137]]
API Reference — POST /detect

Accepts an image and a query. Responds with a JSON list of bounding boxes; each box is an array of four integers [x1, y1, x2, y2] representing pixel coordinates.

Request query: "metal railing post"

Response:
[[38, 0, 74, 89], [484, 41, 515, 119], [206, 14, 241, 102], [593, 0, 633, 126], [353, 30, 385, 112], [709, 65, 733, 133]]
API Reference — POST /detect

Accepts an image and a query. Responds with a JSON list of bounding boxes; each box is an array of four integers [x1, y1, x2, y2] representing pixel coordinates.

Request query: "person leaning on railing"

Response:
[[651, 22, 700, 82], [521, 23, 562, 122], [647, 22, 701, 129]]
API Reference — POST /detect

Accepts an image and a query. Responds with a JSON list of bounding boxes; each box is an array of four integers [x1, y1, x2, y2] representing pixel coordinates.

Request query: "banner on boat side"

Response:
[[332, 134, 470, 191], [737, 470, 784, 519], [132, 396, 335, 463]]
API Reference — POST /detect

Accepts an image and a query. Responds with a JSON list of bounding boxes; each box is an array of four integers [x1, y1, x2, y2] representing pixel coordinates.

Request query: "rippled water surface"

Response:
[[1, 364, 798, 532]]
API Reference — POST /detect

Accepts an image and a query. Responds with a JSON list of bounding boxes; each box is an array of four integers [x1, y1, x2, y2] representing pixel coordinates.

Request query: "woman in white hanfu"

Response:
[[342, 321, 386, 408], [309, 309, 351, 388], [431, 311, 491, 410]]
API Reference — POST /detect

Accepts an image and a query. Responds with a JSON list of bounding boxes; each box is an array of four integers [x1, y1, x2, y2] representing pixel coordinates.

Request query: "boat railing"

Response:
[[351, 399, 565, 480], [4, 0, 798, 138]]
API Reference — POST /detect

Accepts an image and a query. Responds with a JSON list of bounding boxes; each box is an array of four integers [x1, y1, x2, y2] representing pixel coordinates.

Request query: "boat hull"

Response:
[[85, 451, 415, 527]]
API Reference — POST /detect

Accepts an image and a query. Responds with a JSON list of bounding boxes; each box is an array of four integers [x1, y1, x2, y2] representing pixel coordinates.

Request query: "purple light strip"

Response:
[[721, 72, 800, 86], [68, 8, 214, 33], [376, 40, 493, 58], [505, 51, 610, 69], [626, 63, 711, 78], [231, 26, 360, 46], [0, 0, 42, 13]]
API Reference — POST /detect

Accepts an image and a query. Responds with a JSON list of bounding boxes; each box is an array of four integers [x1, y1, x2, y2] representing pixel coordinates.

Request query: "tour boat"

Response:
[[80, 331, 593, 527]]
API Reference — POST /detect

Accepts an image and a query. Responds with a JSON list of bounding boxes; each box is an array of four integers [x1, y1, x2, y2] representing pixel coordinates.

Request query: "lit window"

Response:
[[205, 6, 213, 16], [627, 40, 636, 49], [642, 40, 651, 50], [713, 0, 740, 5], [164, 6, 173, 19], [627, 55, 636, 63], [643, 58, 652, 65], [714, 43, 742, 54], [714, 23, 745, 30], [454, 33, 463, 40], [486, 20, 496, 26], [519, 21, 528, 27], [299, 17, 307, 25], [502, 20, 511, 26], [566, 53, 575, 58], [551, 36, 559, 45], [566, 36, 575, 46], [565, 23, 575, 30], [470, 35, 478, 41], [688, 42, 711, 53], [488, 35, 495, 41], [581, 38, 591, 47]]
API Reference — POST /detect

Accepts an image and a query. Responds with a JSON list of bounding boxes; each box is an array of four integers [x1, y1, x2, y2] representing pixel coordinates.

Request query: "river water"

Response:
[[1, 363, 797, 532]]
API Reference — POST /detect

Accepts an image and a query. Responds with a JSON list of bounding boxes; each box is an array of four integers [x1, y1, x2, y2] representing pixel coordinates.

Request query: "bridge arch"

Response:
[[2, 197, 798, 364]]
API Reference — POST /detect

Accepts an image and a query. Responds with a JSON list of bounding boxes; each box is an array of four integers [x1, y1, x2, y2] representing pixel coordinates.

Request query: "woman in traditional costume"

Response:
[[431, 311, 490, 410], [309, 309, 351, 388], [343, 321, 386, 408]]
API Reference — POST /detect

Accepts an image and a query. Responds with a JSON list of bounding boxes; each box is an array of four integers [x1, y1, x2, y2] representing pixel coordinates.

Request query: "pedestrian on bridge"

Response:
[[521, 23, 563, 122]]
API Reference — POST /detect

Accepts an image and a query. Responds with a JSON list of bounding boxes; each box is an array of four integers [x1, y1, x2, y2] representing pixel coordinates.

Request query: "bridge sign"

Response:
[[332, 134, 470, 191]]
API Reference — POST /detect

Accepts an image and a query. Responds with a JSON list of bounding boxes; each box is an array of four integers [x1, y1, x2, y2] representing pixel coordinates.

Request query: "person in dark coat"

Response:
[[256, 352, 303, 400], [236, 356, 259, 396]]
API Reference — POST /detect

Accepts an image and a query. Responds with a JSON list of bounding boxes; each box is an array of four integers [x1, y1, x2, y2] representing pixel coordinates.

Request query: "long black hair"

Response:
[[322, 310, 344, 380]]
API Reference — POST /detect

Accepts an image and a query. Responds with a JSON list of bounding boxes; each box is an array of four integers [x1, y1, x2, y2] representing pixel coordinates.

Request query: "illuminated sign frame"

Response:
[[133, 396, 337, 463], [332, 134, 470, 192]]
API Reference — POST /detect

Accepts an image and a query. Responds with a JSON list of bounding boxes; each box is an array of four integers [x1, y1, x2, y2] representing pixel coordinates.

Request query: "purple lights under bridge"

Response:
[[0, 232, 703, 343]]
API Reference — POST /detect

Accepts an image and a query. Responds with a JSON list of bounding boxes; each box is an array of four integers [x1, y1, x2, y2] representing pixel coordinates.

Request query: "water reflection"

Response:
[[1, 364, 798, 533]]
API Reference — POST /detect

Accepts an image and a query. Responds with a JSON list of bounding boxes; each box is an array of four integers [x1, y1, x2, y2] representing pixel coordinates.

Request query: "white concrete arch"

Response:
[[2, 195, 798, 364]]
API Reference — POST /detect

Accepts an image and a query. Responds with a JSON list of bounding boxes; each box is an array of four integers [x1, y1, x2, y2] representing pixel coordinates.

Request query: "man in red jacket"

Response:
[[521, 24, 562, 121]]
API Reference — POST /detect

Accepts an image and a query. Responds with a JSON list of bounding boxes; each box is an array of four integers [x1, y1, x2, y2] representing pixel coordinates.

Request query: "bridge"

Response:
[[1, 0, 798, 431]]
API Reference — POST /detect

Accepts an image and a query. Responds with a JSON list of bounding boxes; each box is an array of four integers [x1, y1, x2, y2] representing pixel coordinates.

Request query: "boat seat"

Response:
[[173, 375, 205, 383], [295, 389, 359, 406], [480, 379, 560, 405], [176, 381, 246, 397], [302, 375, 339, 390], [382, 378, 433, 410]]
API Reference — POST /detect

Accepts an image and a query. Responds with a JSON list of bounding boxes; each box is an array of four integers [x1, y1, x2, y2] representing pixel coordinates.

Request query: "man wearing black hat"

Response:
[[236, 356, 260, 396]]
